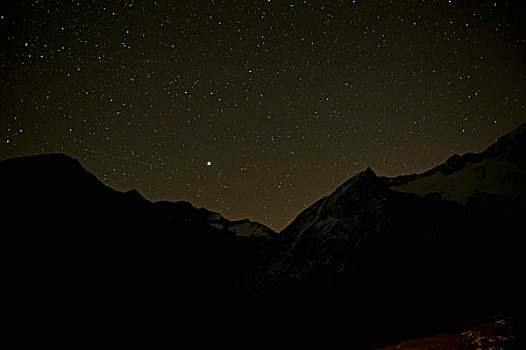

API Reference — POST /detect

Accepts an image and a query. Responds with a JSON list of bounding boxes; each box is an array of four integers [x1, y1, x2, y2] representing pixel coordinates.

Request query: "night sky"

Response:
[[1, 1, 525, 231]]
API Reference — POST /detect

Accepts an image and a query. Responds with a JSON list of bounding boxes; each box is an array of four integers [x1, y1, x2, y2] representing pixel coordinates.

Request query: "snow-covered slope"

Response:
[[390, 157, 525, 201], [387, 123, 526, 201], [207, 214, 275, 237]]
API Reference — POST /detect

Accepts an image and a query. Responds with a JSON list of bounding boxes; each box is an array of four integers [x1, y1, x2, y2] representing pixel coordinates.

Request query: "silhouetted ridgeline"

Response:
[[2, 123, 524, 348]]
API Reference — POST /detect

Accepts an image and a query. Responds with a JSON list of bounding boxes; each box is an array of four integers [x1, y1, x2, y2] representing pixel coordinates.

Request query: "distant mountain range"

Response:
[[2, 123, 524, 348]]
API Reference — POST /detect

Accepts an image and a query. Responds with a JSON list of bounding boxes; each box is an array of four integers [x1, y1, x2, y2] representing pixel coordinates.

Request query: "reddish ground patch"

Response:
[[378, 316, 517, 350]]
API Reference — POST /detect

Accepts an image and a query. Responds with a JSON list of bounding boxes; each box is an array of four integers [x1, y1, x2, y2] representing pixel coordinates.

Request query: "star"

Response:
[[0, 0, 524, 231]]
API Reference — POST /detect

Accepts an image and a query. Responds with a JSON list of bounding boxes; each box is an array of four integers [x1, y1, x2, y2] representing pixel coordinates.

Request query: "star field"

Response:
[[1, 1, 525, 230]]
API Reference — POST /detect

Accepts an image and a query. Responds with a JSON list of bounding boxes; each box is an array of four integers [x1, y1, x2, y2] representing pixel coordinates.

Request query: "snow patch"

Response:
[[209, 223, 225, 230], [228, 222, 269, 237]]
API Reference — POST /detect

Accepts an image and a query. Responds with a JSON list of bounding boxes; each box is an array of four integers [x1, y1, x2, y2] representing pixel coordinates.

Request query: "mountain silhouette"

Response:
[[2, 123, 524, 348]]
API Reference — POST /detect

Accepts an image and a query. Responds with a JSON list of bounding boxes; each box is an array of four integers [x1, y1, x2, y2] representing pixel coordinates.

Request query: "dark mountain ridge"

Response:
[[2, 123, 524, 348], [1, 153, 280, 338]]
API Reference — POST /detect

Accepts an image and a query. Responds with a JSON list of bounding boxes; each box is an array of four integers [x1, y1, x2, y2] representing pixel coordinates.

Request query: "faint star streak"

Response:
[[82, 148, 162, 170]]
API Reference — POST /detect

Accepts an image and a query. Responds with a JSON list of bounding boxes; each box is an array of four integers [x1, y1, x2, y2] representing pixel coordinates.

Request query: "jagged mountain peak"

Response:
[[331, 166, 381, 197], [364, 165, 375, 175], [281, 166, 384, 236], [342, 166, 377, 185], [274, 165, 393, 282]]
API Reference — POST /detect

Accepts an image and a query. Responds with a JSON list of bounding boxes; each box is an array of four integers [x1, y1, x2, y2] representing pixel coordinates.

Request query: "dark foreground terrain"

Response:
[[378, 316, 518, 350], [2, 123, 524, 348]]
